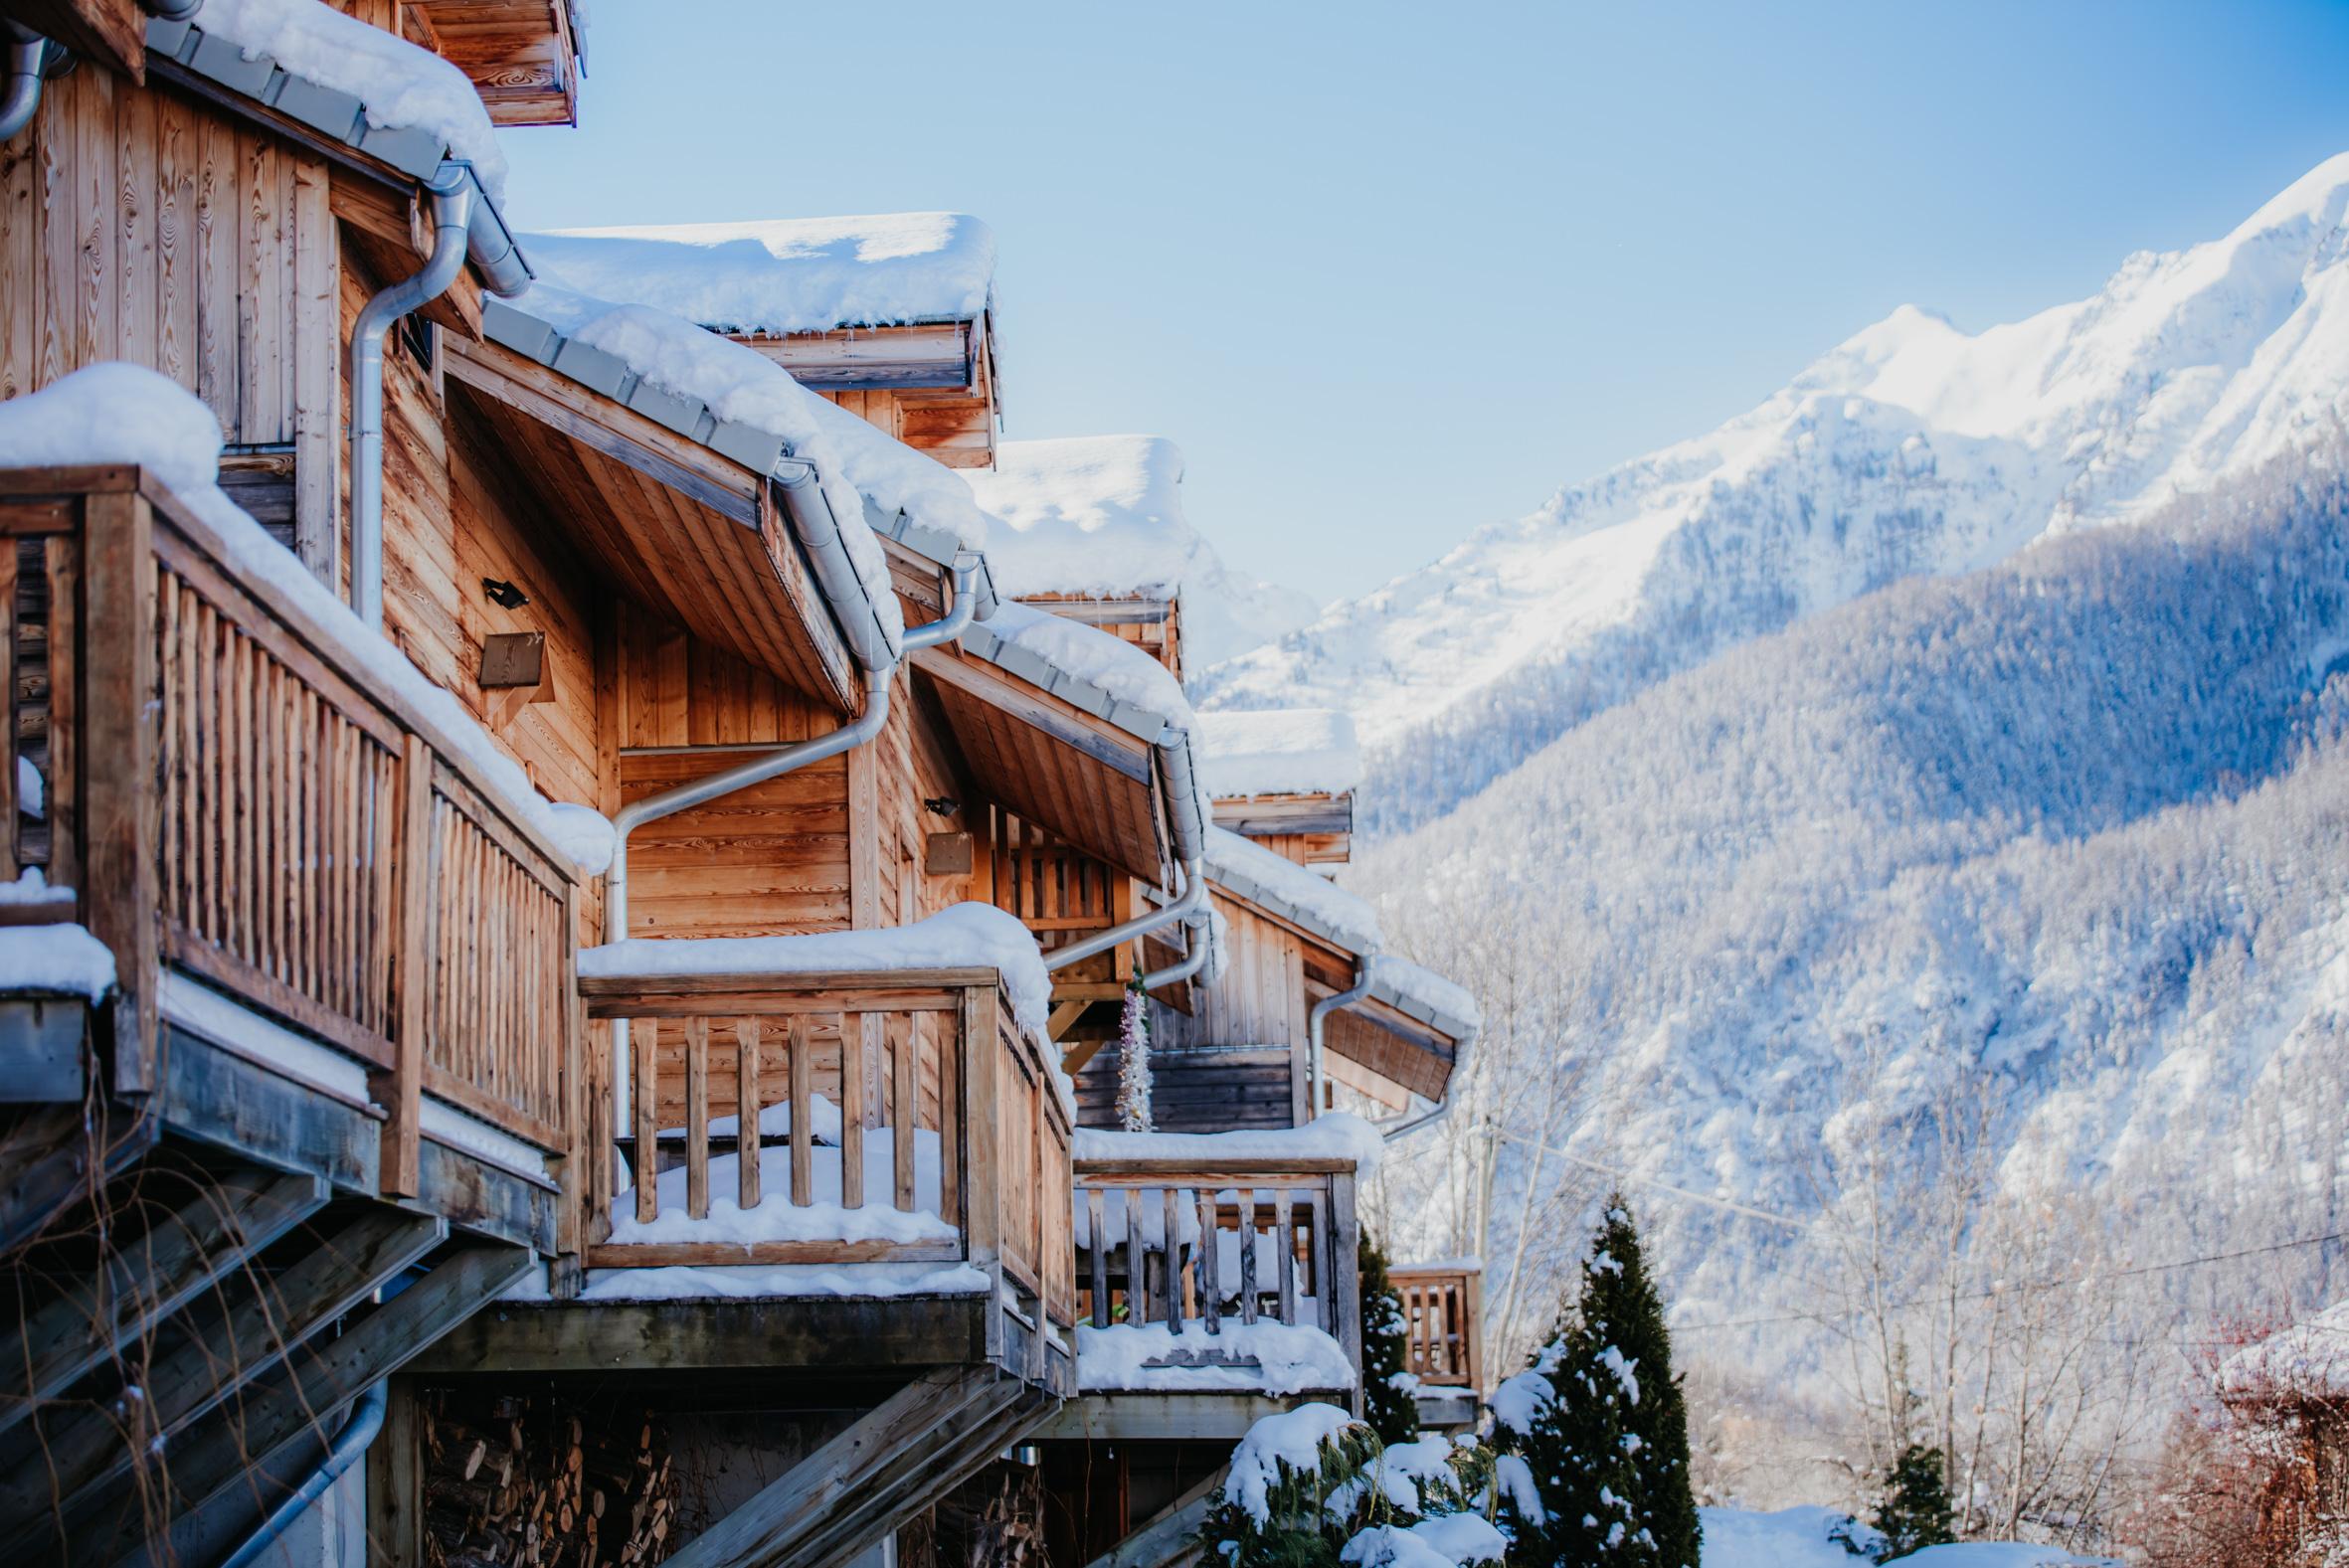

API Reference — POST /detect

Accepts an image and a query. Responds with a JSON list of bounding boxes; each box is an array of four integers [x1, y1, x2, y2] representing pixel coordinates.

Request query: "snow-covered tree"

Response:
[[1491, 1198, 1699, 1566], [1360, 1231, 1419, 1446], [1194, 1405, 1505, 1567], [1867, 1444, 1956, 1559]]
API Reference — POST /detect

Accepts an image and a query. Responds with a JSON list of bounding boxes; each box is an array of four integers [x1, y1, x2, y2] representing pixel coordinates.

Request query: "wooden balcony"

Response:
[[1058, 1151, 1362, 1434], [1, 464, 582, 1232], [1389, 1264, 1484, 1391], [578, 966, 1077, 1336]]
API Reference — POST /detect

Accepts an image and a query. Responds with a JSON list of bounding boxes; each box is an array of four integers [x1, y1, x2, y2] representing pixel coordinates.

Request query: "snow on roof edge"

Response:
[[1366, 954, 1482, 1044]]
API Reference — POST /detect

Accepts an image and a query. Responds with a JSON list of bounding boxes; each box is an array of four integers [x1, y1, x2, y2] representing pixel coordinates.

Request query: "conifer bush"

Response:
[[1359, 1231, 1421, 1446], [1868, 1444, 1956, 1559]]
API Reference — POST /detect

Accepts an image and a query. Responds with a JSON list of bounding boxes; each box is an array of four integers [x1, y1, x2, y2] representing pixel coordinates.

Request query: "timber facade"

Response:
[[0, 4, 1484, 1565]]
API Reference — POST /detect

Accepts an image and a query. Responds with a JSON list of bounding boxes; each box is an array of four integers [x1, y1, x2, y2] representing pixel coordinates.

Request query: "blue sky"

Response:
[[500, 1, 2349, 604]]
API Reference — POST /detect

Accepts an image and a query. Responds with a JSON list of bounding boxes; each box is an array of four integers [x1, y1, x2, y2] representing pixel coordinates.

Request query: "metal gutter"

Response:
[[866, 494, 1000, 621], [218, 1381, 388, 1568]]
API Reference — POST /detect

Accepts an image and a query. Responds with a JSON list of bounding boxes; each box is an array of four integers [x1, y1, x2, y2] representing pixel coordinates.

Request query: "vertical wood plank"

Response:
[[291, 156, 337, 584], [193, 111, 233, 430], [891, 1013, 915, 1212], [962, 984, 1001, 1286], [840, 1009, 865, 1210], [1162, 1186, 1181, 1325], [1197, 1187, 1221, 1335], [1125, 1188, 1148, 1327], [1239, 1189, 1260, 1325], [937, 1003, 960, 1229], [34, 69, 73, 392], [375, 733, 431, 1196], [154, 95, 192, 392], [0, 544, 15, 880], [43, 534, 78, 899], [1087, 1188, 1108, 1327], [1276, 1189, 1299, 1328], [0, 83, 37, 400], [72, 66, 114, 371], [788, 1014, 813, 1207], [735, 1017, 761, 1211], [115, 81, 156, 375], [632, 1017, 657, 1223], [366, 1377, 426, 1568], [1331, 1173, 1361, 1417], [684, 1015, 709, 1221], [78, 492, 155, 1091]]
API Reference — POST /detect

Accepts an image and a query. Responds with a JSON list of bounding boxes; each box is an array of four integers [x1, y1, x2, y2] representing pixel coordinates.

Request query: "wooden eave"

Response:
[[910, 644, 1171, 886], [445, 336, 862, 716], [2, 0, 145, 80], [734, 318, 982, 394], [402, 0, 581, 127], [1212, 790, 1355, 839]]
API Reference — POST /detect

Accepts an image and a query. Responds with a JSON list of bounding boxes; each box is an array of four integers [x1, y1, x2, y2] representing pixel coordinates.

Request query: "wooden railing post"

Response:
[[961, 981, 1002, 1295], [77, 488, 157, 1094], [376, 734, 433, 1196], [1330, 1168, 1362, 1417]]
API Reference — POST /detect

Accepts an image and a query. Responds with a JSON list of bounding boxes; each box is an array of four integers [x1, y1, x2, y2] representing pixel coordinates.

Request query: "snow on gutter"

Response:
[[481, 293, 902, 674], [867, 494, 1002, 621]]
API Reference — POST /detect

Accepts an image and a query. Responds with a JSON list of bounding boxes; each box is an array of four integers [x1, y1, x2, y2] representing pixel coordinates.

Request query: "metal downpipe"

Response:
[[0, 25, 49, 142], [1042, 856, 1207, 973], [217, 1381, 388, 1568], [605, 556, 976, 1123], [137, 0, 205, 21], [350, 163, 472, 628], [1376, 1024, 1475, 1141], [1138, 907, 1212, 991], [1307, 963, 1373, 1122]]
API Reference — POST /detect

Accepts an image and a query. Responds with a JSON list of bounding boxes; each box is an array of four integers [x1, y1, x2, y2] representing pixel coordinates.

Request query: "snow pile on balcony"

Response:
[[193, 0, 509, 199], [0, 920, 116, 1001], [0, 869, 73, 921], [967, 436, 1193, 600], [609, 1130, 953, 1248], [580, 901, 1050, 1036], [1078, 1318, 1355, 1395], [696, 1090, 844, 1145], [1074, 1113, 1385, 1175], [1197, 708, 1363, 800], [0, 365, 614, 874], [504, 1259, 991, 1304], [520, 277, 990, 571], [2220, 1300, 2349, 1396], [1203, 826, 1383, 955], [527, 213, 994, 334]]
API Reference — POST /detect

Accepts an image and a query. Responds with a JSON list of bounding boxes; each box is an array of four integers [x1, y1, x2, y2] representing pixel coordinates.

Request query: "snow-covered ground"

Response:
[[1698, 1508, 2112, 1568]]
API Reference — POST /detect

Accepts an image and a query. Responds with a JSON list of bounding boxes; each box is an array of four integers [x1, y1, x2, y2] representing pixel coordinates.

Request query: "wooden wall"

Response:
[[0, 68, 339, 552], [1019, 595, 1181, 682], [1148, 895, 1311, 1125]]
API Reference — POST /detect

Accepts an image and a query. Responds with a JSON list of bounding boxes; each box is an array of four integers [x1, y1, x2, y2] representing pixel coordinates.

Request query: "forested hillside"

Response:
[[1356, 448, 2349, 1520]]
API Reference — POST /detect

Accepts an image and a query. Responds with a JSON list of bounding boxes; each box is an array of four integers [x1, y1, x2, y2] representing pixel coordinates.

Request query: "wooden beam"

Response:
[[1084, 1464, 1230, 1568], [0, 1102, 155, 1256], [0, 1168, 328, 1439], [414, 1295, 995, 1376], [0, 1207, 444, 1525], [911, 648, 1152, 784], [1032, 1392, 1327, 1443], [1, 0, 144, 81], [663, 1368, 1026, 1568], [368, 1375, 428, 1568]]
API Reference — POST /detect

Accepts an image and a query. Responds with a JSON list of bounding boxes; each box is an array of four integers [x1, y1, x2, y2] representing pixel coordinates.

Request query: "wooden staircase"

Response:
[[663, 1367, 1060, 1568]]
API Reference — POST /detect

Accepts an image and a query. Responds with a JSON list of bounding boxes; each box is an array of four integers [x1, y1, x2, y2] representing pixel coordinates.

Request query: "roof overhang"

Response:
[[445, 334, 862, 715]]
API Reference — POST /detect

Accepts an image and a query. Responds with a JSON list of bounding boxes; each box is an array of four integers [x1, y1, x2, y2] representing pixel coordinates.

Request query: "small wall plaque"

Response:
[[480, 631, 547, 689], [925, 831, 975, 876]]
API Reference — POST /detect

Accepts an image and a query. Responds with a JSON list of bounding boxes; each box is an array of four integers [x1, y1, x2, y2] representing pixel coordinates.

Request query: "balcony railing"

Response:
[[1388, 1264, 1483, 1391], [0, 465, 583, 1196], [1072, 1154, 1361, 1376], [578, 966, 1077, 1328]]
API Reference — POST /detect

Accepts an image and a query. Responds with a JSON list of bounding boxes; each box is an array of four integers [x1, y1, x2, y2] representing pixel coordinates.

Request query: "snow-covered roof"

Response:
[[580, 903, 1052, 1039], [1366, 955, 1481, 1046], [147, 0, 509, 201], [525, 214, 994, 335], [954, 602, 1212, 862], [1198, 709, 1364, 800], [967, 436, 1195, 600], [0, 364, 613, 876], [482, 282, 999, 666], [2220, 1302, 2349, 1397], [1203, 825, 1384, 956]]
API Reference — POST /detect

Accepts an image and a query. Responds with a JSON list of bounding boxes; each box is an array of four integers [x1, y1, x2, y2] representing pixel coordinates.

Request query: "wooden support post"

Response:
[[0, 541, 15, 881], [789, 1014, 814, 1206], [368, 1375, 428, 1568], [1161, 1186, 1181, 1325], [75, 490, 156, 1094], [43, 534, 79, 901], [961, 984, 1000, 1278], [632, 1016, 658, 1223], [1238, 1189, 1260, 1325], [377, 732, 433, 1196], [892, 1013, 916, 1211], [1125, 1189, 1147, 1327], [555, 876, 586, 1264], [1088, 1188, 1109, 1328], [1275, 1189, 1298, 1328], [1331, 1172, 1361, 1417], [1196, 1186, 1220, 1335]]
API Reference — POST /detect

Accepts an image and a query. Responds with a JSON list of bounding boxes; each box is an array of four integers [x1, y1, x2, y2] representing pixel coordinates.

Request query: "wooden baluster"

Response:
[[632, 1017, 658, 1223], [42, 535, 78, 901], [840, 1010, 865, 1210], [0, 541, 15, 881], [1162, 1186, 1182, 1325], [684, 1016, 710, 1220], [375, 733, 431, 1198], [1088, 1188, 1109, 1327], [1238, 1188, 1260, 1325], [737, 1017, 762, 1210], [1196, 1187, 1221, 1336], [1125, 1189, 1147, 1326], [1276, 1189, 1299, 1327], [788, 1014, 813, 1207], [1331, 1171, 1361, 1410], [1307, 1188, 1331, 1332], [892, 1013, 916, 1212], [938, 1007, 961, 1229]]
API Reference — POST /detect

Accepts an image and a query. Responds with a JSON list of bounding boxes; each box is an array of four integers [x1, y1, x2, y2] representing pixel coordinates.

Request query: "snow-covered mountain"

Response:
[[1203, 154, 2349, 835]]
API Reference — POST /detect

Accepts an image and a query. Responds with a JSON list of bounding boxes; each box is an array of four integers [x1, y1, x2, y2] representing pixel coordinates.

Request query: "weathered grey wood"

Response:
[[1330, 1173, 1362, 1418], [662, 1367, 1006, 1568], [1125, 1189, 1147, 1326], [1196, 1187, 1220, 1335], [1162, 1187, 1180, 1325], [144, 1245, 532, 1526], [1033, 1392, 1327, 1443], [161, 1025, 373, 1192], [79, 489, 159, 1095], [787, 1381, 1045, 1568], [0, 1102, 156, 1255], [369, 1376, 427, 1568], [414, 1295, 1001, 1375], [1276, 1189, 1298, 1328], [0, 1168, 327, 1439], [1238, 1189, 1260, 1325], [0, 999, 88, 1103], [0, 1207, 445, 1523], [1087, 1188, 1109, 1327], [1085, 1464, 1229, 1568]]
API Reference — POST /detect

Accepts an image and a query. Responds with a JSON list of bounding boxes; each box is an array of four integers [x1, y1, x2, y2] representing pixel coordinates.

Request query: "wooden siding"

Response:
[[1149, 896, 1313, 1124], [1074, 1044, 1295, 1133], [1020, 594, 1181, 683], [0, 71, 340, 560], [739, 317, 998, 471]]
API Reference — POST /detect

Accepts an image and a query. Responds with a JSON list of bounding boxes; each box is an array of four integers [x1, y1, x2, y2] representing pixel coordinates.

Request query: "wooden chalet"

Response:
[[0, 4, 1485, 1565]]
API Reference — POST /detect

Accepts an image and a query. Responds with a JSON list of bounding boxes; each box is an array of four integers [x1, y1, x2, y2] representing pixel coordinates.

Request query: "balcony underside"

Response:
[[1036, 1390, 1341, 1442]]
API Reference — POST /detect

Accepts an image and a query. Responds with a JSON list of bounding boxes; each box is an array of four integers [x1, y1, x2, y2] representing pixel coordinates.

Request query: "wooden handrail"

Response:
[[1, 465, 583, 1210], [1387, 1266, 1484, 1391]]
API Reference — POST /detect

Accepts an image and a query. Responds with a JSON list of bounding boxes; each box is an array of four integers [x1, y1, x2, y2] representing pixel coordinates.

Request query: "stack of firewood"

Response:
[[422, 1394, 675, 1567]]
